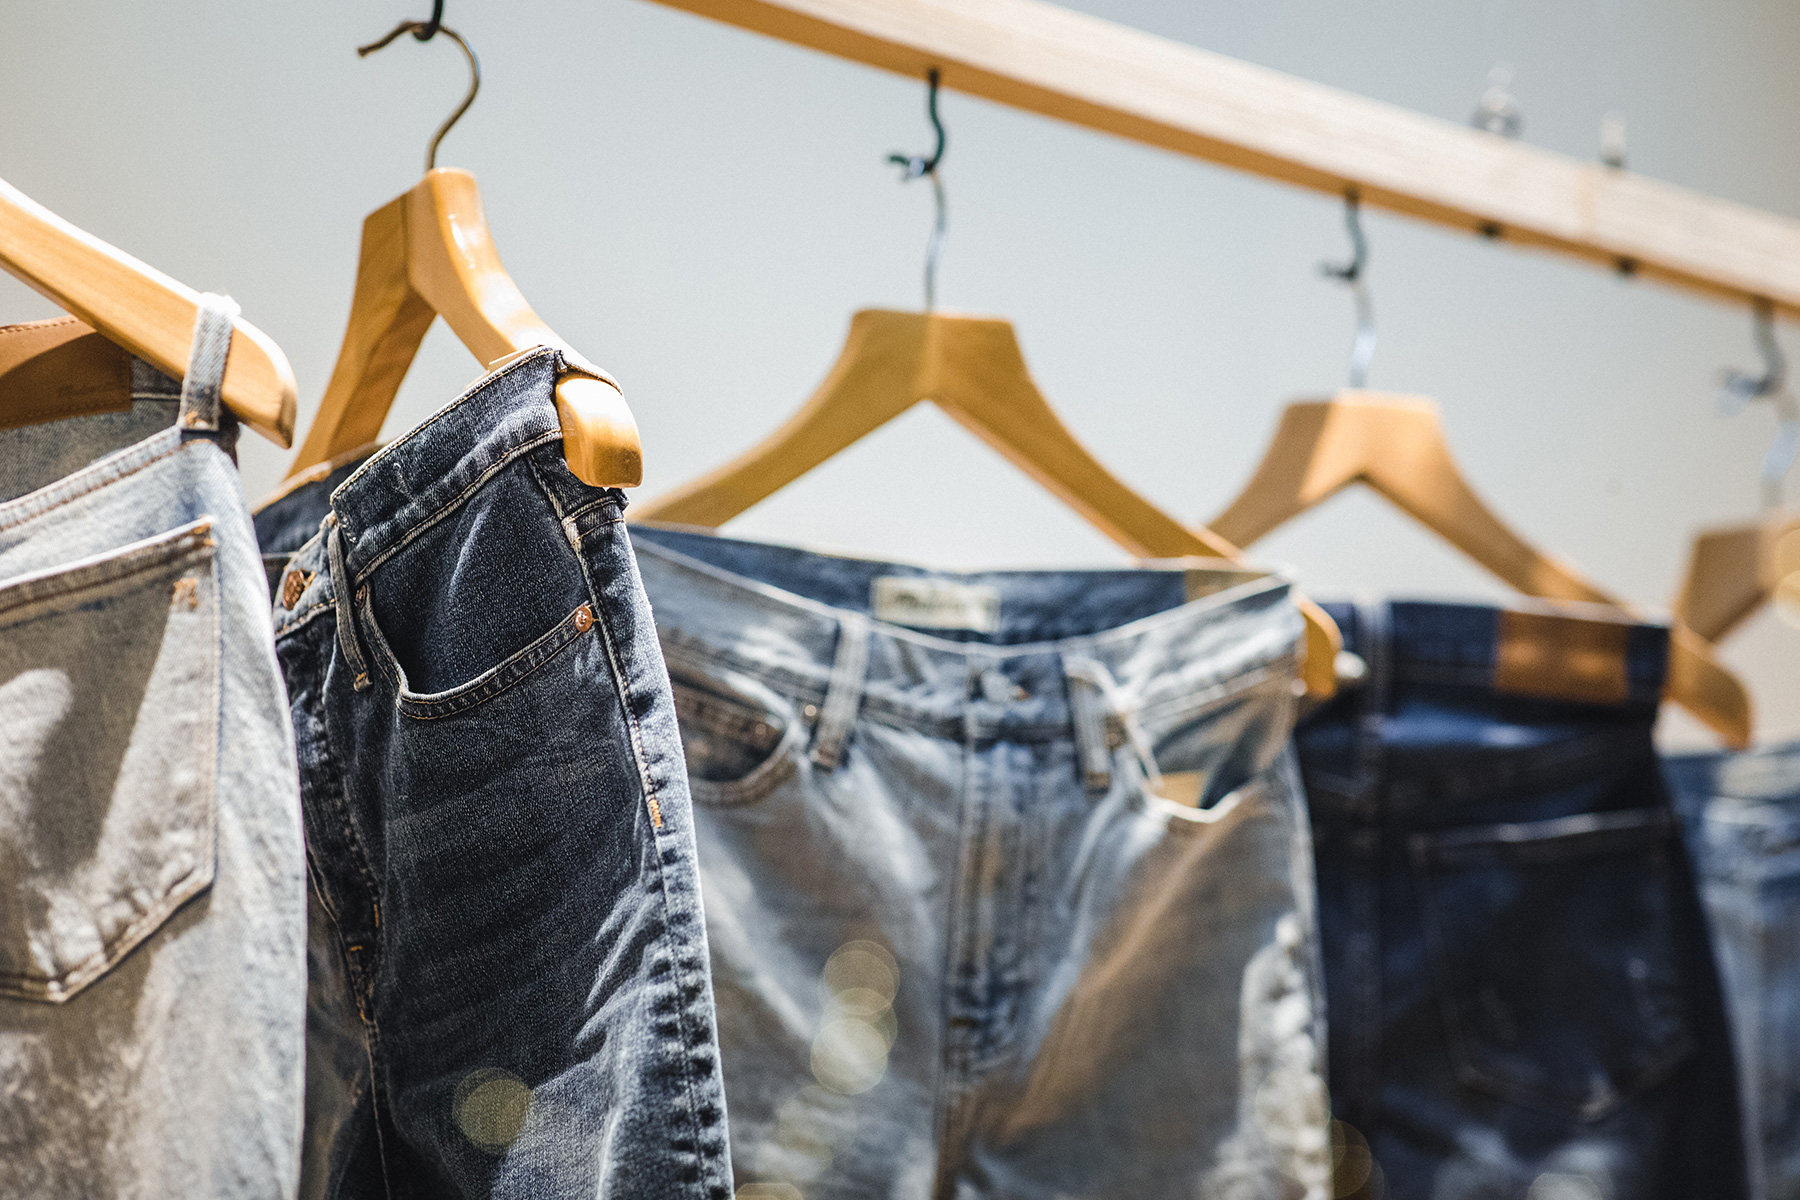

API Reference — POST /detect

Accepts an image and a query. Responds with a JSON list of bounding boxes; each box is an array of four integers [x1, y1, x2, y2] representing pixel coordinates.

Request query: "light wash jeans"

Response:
[[1667, 741, 1800, 1200], [0, 301, 307, 1198], [631, 524, 1333, 1200]]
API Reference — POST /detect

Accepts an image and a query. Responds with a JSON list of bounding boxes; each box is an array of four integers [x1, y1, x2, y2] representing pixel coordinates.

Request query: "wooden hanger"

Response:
[[1671, 514, 1800, 643], [0, 317, 129, 432], [0, 174, 296, 444], [637, 308, 1342, 697], [285, 167, 641, 488], [1674, 306, 1800, 644], [1209, 391, 1753, 746], [288, 22, 639, 487]]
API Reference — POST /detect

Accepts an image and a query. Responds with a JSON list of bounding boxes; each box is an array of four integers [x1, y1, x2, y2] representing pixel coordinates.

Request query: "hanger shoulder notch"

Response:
[[0, 175, 296, 445]]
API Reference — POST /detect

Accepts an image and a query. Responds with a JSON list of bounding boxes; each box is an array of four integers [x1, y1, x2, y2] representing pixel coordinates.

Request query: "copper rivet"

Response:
[[803, 704, 819, 720], [573, 605, 594, 632], [281, 569, 307, 609]]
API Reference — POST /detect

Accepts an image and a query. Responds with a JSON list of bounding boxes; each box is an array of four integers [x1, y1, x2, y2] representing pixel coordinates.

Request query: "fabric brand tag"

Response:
[[871, 577, 1001, 633]]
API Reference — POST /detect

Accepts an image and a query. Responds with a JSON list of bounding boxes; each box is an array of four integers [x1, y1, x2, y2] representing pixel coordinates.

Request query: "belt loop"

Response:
[[811, 613, 871, 770], [1064, 653, 1164, 797], [327, 516, 373, 691], [1063, 649, 1116, 793], [177, 293, 239, 433]]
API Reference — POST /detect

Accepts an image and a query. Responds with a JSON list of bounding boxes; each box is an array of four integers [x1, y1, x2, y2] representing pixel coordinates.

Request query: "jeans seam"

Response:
[[534, 457, 722, 1188], [560, 492, 625, 527], [331, 345, 559, 525], [305, 616, 386, 1002], [274, 598, 333, 641], [353, 586, 405, 693], [395, 604, 592, 720], [345, 428, 563, 582], [0, 426, 182, 531], [932, 712, 988, 1200]]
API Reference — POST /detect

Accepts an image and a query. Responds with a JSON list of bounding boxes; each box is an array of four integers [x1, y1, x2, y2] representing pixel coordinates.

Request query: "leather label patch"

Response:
[[1494, 607, 1631, 706]]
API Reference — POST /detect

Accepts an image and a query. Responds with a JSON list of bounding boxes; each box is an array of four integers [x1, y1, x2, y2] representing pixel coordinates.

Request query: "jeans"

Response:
[[0, 311, 307, 1198], [255, 442, 379, 597], [631, 524, 1333, 1200], [1666, 741, 1800, 1200], [270, 347, 731, 1199], [1296, 600, 1746, 1200]]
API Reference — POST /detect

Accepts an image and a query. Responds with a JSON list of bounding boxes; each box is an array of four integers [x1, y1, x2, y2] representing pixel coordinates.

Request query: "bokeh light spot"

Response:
[[453, 1068, 531, 1153]]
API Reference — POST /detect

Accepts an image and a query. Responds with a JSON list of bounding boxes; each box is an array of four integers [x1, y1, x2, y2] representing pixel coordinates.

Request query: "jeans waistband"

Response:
[[327, 347, 596, 585], [1668, 739, 1800, 805], [630, 523, 1305, 762], [1325, 597, 1669, 708], [1298, 598, 1670, 814]]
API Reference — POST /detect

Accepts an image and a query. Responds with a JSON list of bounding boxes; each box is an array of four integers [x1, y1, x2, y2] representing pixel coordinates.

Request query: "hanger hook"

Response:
[[1719, 298, 1786, 412], [415, 0, 444, 42], [1716, 298, 1798, 509], [358, 15, 481, 173], [1319, 191, 1376, 388], [887, 69, 948, 311]]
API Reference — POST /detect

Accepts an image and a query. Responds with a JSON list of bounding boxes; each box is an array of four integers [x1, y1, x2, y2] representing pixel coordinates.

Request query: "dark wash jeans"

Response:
[[1296, 600, 1746, 1200], [1666, 741, 1800, 1200], [264, 348, 731, 1199]]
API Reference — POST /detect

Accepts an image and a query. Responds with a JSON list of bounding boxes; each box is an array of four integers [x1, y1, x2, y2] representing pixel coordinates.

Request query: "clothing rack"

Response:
[[642, 0, 1800, 317]]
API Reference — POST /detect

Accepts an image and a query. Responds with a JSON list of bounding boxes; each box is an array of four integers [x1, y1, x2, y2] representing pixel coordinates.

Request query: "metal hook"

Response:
[[1719, 298, 1786, 412], [1717, 299, 1798, 509], [1320, 192, 1376, 388], [414, 0, 444, 42], [358, 18, 481, 172], [1471, 63, 1524, 139], [887, 69, 948, 311]]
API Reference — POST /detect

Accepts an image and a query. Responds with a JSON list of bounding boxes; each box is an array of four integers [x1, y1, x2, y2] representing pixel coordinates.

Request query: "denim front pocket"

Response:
[[0, 520, 220, 1003], [1409, 807, 1695, 1120], [356, 456, 595, 720], [667, 658, 803, 806], [390, 600, 597, 720]]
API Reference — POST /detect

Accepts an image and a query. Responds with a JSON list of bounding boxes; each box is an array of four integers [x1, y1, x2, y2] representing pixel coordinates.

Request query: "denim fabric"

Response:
[[630, 523, 1333, 1200], [1296, 600, 1746, 1200], [1667, 740, 1800, 1200], [0, 308, 307, 1198], [254, 444, 380, 597], [271, 347, 731, 1199]]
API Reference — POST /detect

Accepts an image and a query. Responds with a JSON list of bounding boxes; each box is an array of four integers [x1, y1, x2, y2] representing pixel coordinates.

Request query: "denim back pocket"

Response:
[[0, 520, 220, 1003], [1409, 807, 1695, 1120]]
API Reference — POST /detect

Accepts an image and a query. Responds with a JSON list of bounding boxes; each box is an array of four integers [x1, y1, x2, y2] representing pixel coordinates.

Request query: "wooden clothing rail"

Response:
[[642, 0, 1800, 318]]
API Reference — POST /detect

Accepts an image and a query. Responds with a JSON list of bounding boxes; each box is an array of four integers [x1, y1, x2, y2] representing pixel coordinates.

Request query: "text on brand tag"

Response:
[[871, 576, 1002, 632]]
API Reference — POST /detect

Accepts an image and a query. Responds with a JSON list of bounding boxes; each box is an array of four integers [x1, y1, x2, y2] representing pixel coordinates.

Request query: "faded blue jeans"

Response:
[[0, 302, 307, 1198], [1667, 740, 1800, 1200], [631, 524, 1334, 1200], [268, 348, 731, 1198], [1297, 600, 1746, 1200]]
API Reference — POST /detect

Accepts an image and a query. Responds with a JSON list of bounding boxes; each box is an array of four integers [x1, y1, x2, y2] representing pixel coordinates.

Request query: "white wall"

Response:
[[3, 0, 1796, 745]]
